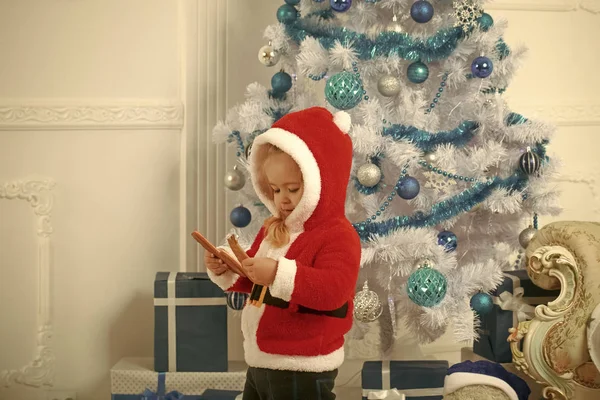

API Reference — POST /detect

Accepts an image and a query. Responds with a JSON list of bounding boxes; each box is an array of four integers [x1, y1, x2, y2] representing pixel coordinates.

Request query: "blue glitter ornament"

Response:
[[470, 292, 494, 315], [411, 0, 434, 23], [285, 0, 301, 5], [271, 71, 293, 94], [471, 56, 494, 78], [330, 0, 352, 12], [437, 230, 458, 252], [230, 206, 251, 228], [477, 13, 494, 31], [397, 176, 420, 200], [407, 264, 447, 307], [276, 4, 298, 23], [407, 61, 429, 84], [325, 71, 363, 110], [227, 292, 248, 310]]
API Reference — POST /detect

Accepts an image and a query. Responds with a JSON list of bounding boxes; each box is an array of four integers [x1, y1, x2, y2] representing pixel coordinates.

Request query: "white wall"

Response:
[[0, 1, 598, 400]]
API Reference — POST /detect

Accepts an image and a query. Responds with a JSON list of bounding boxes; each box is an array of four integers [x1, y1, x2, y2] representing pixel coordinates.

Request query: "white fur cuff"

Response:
[[443, 372, 518, 400], [270, 257, 297, 302], [206, 268, 239, 291]]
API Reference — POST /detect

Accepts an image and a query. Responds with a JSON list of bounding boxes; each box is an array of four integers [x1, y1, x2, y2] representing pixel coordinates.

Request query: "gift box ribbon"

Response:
[[492, 273, 555, 327], [365, 389, 406, 399], [142, 373, 184, 400], [362, 360, 444, 398], [154, 272, 227, 372]]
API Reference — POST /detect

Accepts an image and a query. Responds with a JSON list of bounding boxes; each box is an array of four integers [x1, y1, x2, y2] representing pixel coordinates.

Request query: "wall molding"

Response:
[[510, 104, 600, 126], [486, 0, 600, 12], [0, 100, 184, 130], [0, 178, 55, 388]]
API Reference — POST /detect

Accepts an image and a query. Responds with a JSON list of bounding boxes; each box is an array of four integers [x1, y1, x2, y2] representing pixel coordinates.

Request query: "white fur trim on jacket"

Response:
[[249, 128, 321, 233], [270, 257, 297, 302], [205, 246, 240, 291], [442, 372, 518, 400], [241, 305, 345, 372]]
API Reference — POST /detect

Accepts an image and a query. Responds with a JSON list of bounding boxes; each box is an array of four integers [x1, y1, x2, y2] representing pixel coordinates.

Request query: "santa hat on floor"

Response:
[[443, 360, 531, 400]]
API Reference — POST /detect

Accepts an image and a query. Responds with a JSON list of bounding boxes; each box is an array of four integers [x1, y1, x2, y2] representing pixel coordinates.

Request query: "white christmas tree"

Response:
[[213, 0, 561, 346]]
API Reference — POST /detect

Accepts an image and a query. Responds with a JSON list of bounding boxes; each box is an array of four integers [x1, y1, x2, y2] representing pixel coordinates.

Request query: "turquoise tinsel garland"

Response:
[[353, 171, 531, 241], [382, 121, 479, 152], [284, 19, 465, 62]]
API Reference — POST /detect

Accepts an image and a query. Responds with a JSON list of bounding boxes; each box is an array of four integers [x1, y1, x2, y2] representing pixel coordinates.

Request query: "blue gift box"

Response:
[[361, 360, 448, 400], [154, 272, 228, 372], [473, 270, 559, 363], [200, 389, 243, 400]]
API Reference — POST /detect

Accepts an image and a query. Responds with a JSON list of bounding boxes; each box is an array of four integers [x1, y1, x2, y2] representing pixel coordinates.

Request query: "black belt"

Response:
[[249, 285, 348, 319]]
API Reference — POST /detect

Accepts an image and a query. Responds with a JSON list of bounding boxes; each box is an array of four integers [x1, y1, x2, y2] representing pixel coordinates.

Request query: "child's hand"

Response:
[[204, 250, 228, 275], [242, 257, 278, 286]]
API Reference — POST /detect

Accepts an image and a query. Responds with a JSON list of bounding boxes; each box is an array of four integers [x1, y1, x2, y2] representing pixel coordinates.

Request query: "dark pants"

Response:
[[242, 366, 338, 400]]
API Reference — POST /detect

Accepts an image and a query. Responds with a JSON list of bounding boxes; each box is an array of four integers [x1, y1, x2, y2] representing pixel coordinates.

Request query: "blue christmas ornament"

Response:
[[227, 292, 248, 310], [471, 56, 494, 78], [407, 61, 429, 84], [410, 1, 434, 24], [285, 0, 301, 5], [325, 71, 363, 110], [330, 0, 352, 12], [407, 264, 447, 307], [271, 71, 293, 94], [470, 292, 494, 315], [437, 230, 458, 252], [230, 206, 251, 228], [397, 176, 420, 200], [276, 4, 298, 23]]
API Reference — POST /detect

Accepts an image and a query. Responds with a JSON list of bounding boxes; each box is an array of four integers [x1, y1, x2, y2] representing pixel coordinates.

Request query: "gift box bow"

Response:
[[142, 373, 184, 400], [366, 389, 406, 399], [494, 287, 536, 323]]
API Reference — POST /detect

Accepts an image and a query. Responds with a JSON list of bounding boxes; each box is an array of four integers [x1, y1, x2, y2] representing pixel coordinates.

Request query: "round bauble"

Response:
[[271, 71, 293, 94], [407, 264, 447, 307], [325, 71, 363, 110], [519, 148, 541, 175], [470, 292, 494, 315], [437, 230, 458, 253], [519, 225, 537, 249], [411, 0, 434, 23], [230, 206, 252, 228], [353, 281, 383, 322], [357, 163, 382, 187], [276, 4, 298, 23], [407, 61, 429, 84], [258, 44, 280, 67], [330, 0, 352, 12], [471, 56, 494, 78], [477, 13, 494, 31], [227, 291, 248, 310], [397, 176, 420, 200], [224, 166, 245, 191], [377, 75, 401, 97]]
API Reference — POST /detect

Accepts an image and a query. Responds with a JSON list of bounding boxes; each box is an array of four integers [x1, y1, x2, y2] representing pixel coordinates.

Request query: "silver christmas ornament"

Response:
[[357, 163, 382, 187], [519, 225, 537, 249], [353, 281, 383, 323], [377, 75, 401, 97], [224, 166, 245, 191], [423, 152, 437, 164], [258, 44, 280, 67], [386, 14, 403, 33]]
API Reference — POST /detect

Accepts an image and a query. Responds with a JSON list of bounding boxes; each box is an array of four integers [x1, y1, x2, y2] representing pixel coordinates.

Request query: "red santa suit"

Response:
[[208, 106, 361, 373]]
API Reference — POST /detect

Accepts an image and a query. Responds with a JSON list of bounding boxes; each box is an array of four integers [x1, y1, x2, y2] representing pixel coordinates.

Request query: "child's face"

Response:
[[264, 152, 304, 219]]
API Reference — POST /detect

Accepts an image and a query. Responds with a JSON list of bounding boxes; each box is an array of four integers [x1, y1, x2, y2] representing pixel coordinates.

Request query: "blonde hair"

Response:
[[260, 144, 297, 248]]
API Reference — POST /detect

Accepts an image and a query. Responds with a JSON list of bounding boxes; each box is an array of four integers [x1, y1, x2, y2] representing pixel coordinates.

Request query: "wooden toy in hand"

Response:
[[192, 231, 267, 307]]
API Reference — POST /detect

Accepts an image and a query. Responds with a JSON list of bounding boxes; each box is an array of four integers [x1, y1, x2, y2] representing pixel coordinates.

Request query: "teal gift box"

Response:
[[473, 270, 559, 363], [361, 360, 448, 400], [154, 272, 228, 372]]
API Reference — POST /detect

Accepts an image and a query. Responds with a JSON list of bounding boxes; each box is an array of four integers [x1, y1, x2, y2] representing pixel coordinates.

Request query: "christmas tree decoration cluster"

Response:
[[212, 0, 560, 343]]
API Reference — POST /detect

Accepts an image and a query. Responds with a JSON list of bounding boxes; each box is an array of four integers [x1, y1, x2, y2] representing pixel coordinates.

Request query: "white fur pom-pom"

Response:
[[333, 111, 351, 134]]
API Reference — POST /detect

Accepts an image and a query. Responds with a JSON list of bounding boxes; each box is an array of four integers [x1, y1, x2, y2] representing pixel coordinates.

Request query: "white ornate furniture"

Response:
[[509, 221, 600, 399]]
